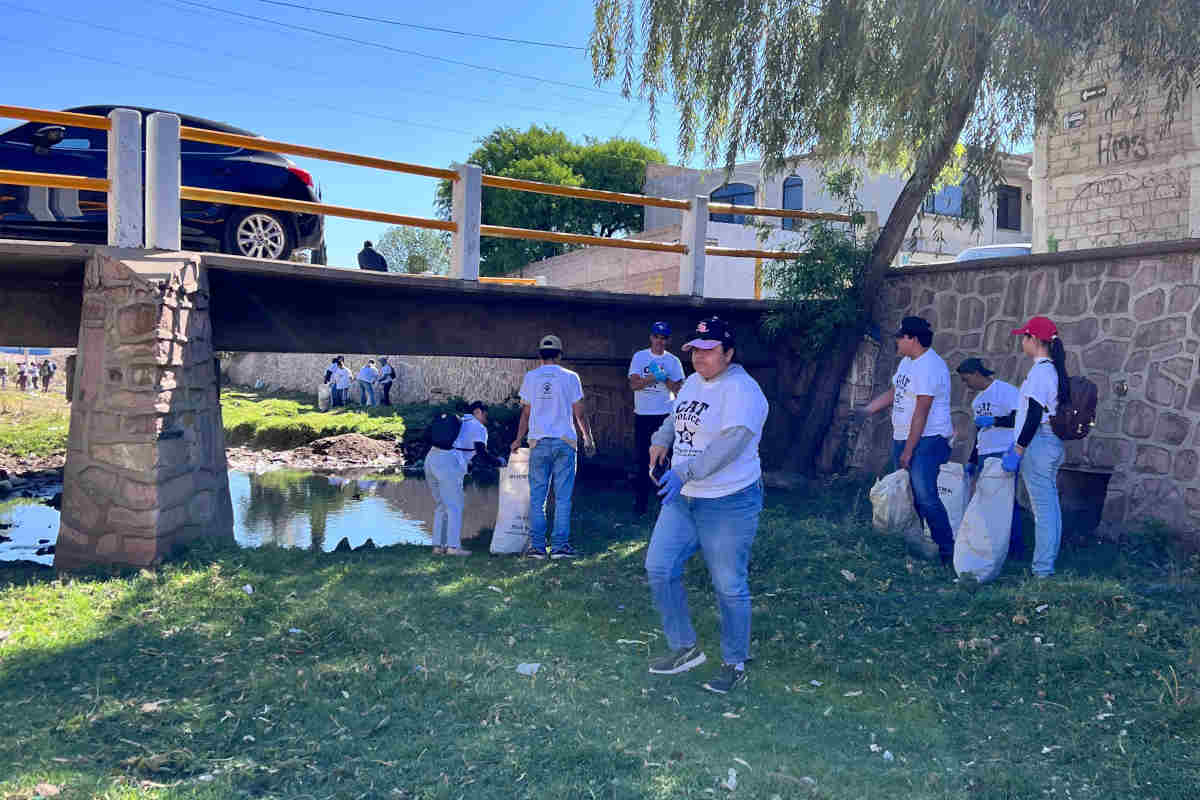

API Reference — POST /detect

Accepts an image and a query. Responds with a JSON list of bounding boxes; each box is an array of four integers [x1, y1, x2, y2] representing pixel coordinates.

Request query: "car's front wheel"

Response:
[[224, 209, 294, 261]]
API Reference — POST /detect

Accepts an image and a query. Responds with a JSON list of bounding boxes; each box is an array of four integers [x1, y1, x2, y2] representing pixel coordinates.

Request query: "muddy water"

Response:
[[0, 470, 501, 565]]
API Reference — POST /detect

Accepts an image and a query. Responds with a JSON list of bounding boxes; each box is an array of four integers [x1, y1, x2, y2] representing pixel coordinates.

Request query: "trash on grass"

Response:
[[720, 768, 737, 791], [516, 662, 541, 676]]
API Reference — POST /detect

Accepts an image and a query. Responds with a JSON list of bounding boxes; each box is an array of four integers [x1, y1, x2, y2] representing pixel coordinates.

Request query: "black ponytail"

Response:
[[1048, 337, 1071, 406]]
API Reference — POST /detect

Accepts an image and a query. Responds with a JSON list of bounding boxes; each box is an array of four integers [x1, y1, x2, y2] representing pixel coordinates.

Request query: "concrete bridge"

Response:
[[1, 239, 796, 569]]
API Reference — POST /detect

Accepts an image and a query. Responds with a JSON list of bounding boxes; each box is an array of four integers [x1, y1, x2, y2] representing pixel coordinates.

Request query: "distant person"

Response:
[[15, 363, 25, 392], [426, 401, 505, 556], [378, 357, 396, 406], [323, 356, 339, 386], [331, 357, 352, 407], [629, 321, 685, 515], [0, 364, 6, 389], [511, 334, 596, 559], [357, 241, 388, 272], [39, 359, 52, 392], [356, 359, 380, 406], [861, 316, 955, 564], [957, 357, 1023, 558]]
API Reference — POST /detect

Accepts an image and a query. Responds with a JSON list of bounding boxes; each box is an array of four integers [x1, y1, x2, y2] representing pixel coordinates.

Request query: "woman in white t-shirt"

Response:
[[643, 317, 768, 696], [1006, 316, 1069, 577]]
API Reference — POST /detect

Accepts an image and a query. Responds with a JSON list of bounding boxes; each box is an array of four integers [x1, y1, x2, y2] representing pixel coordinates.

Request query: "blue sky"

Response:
[[2, 0, 693, 266]]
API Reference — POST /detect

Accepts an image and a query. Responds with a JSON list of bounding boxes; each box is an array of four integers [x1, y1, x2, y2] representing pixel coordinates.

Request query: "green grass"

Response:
[[0, 389, 70, 459], [220, 389, 408, 450], [2, 480, 1197, 799]]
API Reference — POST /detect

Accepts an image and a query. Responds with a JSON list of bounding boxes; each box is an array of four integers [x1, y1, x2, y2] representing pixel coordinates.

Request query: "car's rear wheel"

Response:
[[224, 209, 294, 261]]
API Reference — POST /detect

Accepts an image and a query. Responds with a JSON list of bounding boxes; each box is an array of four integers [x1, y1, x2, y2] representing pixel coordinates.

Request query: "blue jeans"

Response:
[[528, 438, 577, 552], [358, 379, 375, 406], [331, 387, 345, 407], [1020, 427, 1064, 576], [981, 452, 1024, 556], [645, 481, 763, 665], [892, 436, 953, 560]]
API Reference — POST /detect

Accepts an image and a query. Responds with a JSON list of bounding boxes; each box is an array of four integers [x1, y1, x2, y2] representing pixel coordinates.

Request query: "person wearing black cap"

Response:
[[511, 334, 596, 559], [628, 321, 685, 514], [644, 316, 768, 695], [357, 241, 388, 272], [956, 357, 1023, 558], [863, 315, 956, 563]]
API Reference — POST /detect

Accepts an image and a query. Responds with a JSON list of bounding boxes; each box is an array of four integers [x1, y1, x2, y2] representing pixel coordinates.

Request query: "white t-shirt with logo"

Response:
[[670, 364, 769, 499], [629, 348, 685, 416], [972, 379, 1019, 456], [519, 364, 585, 444], [891, 349, 953, 440], [449, 414, 488, 470], [1015, 358, 1059, 436]]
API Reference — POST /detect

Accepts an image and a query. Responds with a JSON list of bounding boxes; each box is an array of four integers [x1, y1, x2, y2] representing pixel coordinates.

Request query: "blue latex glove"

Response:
[[975, 415, 995, 428], [497, 456, 508, 468], [656, 469, 685, 504], [1001, 444, 1022, 473], [649, 363, 669, 382], [965, 461, 978, 479]]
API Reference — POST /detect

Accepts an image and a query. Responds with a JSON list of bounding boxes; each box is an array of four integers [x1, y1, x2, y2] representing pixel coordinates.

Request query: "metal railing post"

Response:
[[107, 108, 143, 248], [450, 162, 481, 280], [146, 112, 182, 251], [679, 195, 708, 296]]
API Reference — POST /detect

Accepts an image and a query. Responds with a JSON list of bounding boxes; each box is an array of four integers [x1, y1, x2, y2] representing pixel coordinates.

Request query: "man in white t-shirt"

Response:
[[512, 334, 596, 559], [426, 401, 504, 556], [957, 357, 1024, 558], [863, 316, 955, 563], [629, 321, 685, 514], [331, 358, 352, 407]]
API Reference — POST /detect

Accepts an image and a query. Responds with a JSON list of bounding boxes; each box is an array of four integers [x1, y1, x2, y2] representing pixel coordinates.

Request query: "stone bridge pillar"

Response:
[[57, 249, 233, 570]]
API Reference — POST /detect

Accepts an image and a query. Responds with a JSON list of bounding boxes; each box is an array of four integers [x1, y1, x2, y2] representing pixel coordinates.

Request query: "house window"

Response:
[[709, 182, 756, 224], [923, 183, 968, 217], [781, 176, 804, 231], [996, 185, 1022, 231]]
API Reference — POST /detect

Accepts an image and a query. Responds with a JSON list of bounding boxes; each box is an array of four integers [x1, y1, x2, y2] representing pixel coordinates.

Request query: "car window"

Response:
[[53, 138, 93, 151]]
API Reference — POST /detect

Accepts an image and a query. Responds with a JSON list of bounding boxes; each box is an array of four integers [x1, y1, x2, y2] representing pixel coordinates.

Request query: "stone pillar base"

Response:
[[57, 248, 234, 570]]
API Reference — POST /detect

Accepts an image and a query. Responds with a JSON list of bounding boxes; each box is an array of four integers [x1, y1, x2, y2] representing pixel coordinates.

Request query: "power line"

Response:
[[170, 0, 623, 97], [250, 0, 585, 50]]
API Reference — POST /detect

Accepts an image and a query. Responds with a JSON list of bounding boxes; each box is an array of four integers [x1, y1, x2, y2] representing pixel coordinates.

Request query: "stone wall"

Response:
[[1032, 62, 1200, 254], [57, 250, 233, 569], [852, 241, 1200, 542], [524, 226, 680, 295]]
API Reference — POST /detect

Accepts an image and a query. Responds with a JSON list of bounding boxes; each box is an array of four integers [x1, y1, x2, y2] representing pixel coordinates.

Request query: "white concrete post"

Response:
[[450, 162, 482, 280], [678, 195, 708, 296], [146, 112, 182, 251], [106, 108, 144, 248]]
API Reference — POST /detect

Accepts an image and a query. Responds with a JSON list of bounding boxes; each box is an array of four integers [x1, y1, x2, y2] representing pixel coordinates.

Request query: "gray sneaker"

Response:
[[702, 663, 747, 694], [648, 645, 707, 675]]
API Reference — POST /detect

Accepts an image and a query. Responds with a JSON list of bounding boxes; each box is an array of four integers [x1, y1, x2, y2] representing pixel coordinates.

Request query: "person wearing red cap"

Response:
[[1007, 316, 1071, 578]]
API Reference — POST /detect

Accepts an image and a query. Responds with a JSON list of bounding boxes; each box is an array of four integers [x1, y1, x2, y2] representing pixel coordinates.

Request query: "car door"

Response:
[[0, 121, 107, 244]]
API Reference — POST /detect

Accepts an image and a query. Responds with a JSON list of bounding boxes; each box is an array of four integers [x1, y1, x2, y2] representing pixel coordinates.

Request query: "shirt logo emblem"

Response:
[[677, 424, 696, 446]]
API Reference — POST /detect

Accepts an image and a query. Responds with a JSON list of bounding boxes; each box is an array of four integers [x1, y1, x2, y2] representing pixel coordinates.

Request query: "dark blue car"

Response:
[[0, 105, 323, 262]]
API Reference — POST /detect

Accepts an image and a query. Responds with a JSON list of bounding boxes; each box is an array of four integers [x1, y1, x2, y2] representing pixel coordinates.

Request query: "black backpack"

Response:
[[430, 412, 462, 450], [1050, 377, 1099, 441]]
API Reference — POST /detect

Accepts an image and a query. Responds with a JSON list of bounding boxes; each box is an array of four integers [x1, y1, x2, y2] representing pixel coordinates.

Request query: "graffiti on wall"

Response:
[[1064, 168, 1190, 248]]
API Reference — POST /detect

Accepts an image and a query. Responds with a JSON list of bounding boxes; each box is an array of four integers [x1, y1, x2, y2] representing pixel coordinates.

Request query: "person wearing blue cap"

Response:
[[628, 321, 685, 514]]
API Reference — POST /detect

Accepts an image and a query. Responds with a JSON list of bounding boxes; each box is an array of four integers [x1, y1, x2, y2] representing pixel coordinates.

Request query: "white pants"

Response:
[[426, 448, 467, 548]]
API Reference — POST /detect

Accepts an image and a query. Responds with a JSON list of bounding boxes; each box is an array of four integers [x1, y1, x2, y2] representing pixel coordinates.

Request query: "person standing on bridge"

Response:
[[358, 241, 388, 272], [511, 334, 596, 560], [629, 321, 685, 515]]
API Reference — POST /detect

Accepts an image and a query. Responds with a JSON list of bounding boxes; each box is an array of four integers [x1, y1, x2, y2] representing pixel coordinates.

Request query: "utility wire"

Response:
[[170, 0, 623, 97], [250, 0, 585, 50]]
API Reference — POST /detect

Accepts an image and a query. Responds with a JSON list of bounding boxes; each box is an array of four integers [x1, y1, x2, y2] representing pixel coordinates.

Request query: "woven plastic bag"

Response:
[[954, 459, 1014, 583], [490, 447, 532, 554]]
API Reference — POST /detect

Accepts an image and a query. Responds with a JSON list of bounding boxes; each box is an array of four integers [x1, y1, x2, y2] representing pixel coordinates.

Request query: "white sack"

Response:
[[924, 462, 968, 540], [317, 382, 331, 412], [954, 459, 1015, 583], [490, 447, 532, 554], [870, 470, 918, 533]]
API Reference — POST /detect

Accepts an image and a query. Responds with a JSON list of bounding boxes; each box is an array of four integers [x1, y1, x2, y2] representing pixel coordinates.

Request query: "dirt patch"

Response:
[[0, 452, 66, 478], [226, 433, 404, 473]]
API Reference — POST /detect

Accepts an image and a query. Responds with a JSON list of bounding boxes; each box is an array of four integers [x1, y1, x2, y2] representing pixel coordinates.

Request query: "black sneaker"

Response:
[[648, 645, 707, 675], [524, 546, 547, 560], [702, 664, 747, 694], [549, 544, 578, 560]]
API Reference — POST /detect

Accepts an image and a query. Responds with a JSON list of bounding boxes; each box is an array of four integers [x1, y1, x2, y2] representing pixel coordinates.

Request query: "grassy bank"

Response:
[[1, 481, 1197, 799], [0, 389, 70, 460]]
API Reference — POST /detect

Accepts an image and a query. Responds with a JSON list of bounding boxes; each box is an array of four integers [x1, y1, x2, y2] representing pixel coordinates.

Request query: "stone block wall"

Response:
[[525, 226, 680, 294], [853, 241, 1200, 542], [57, 249, 234, 569]]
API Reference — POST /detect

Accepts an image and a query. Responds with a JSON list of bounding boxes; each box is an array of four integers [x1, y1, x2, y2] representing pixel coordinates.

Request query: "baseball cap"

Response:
[[651, 321, 671, 336], [538, 334, 563, 352], [956, 357, 994, 376], [893, 316, 932, 338], [682, 316, 735, 351], [1011, 316, 1058, 340]]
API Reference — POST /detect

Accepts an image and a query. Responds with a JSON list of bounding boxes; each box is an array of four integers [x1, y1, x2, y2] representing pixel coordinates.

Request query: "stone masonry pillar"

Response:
[[57, 248, 234, 569]]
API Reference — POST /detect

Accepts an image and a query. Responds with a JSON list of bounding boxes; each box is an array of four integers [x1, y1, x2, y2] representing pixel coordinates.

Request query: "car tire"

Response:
[[223, 208, 295, 261]]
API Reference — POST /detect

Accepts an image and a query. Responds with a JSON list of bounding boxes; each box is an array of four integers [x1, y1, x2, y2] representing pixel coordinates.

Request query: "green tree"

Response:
[[592, 0, 1200, 472], [374, 226, 451, 275], [435, 125, 667, 276]]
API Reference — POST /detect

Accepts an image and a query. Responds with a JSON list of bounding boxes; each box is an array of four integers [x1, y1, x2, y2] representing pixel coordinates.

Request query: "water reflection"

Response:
[[231, 469, 500, 552], [0, 495, 59, 566]]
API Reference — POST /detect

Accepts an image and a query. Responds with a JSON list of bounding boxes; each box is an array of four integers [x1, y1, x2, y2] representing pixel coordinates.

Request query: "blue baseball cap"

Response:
[[651, 321, 671, 336]]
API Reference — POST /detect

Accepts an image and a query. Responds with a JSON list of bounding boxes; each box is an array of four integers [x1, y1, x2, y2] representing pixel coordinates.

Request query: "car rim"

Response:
[[236, 213, 287, 259]]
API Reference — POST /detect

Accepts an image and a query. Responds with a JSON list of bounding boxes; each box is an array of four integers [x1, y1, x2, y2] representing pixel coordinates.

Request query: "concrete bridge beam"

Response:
[[57, 249, 234, 570]]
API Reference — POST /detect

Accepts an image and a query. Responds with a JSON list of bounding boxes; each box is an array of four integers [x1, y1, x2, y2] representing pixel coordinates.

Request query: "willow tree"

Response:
[[591, 0, 1200, 472]]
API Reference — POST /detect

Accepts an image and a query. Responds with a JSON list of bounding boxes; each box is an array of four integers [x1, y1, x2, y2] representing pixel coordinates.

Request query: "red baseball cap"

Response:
[[1011, 316, 1058, 339]]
